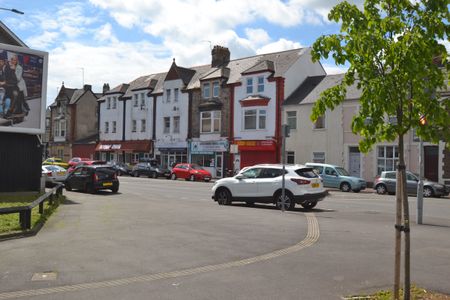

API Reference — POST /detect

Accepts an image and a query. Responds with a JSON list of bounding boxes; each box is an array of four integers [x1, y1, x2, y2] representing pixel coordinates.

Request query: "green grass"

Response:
[[346, 285, 450, 299], [0, 193, 64, 234]]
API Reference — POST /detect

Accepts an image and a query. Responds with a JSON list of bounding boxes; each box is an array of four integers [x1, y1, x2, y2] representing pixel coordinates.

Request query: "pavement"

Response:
[[0, 177, 449, 300]]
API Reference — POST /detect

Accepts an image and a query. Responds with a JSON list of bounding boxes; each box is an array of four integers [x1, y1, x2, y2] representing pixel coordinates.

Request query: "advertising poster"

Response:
[[0, 43, 48, 134]]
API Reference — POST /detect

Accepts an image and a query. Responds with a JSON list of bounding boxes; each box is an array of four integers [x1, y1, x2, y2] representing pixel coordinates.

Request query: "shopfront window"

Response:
[[191, 154, 215, 167]]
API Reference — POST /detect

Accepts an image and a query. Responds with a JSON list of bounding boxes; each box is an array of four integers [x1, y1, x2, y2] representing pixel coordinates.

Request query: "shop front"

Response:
[[233, 140, 278, 170], [95, 140, 152, 163], [190, 140, 229, 178]]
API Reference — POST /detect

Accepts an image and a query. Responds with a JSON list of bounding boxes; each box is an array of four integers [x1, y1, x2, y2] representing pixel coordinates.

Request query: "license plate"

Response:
[[57, 172, 65, 176], [312, 183, 320, 188], [103, 182, 113, 187], [204, 177, 210, 180]]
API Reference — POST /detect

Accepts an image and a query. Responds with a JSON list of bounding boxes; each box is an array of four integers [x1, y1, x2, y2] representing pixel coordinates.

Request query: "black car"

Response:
[[131, 162, 171, 179], [65, 165, 119, 193], [108, 161, 132, 176]]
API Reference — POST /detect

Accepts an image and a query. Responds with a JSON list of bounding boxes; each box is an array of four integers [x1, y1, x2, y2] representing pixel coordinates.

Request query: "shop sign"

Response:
[[191, 140, 229, 153], [235, 140, 274, 147]]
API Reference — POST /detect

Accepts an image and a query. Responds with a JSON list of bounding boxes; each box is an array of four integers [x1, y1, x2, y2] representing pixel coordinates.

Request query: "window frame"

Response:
[[243, 108, 266, 130], [173, 116, 180, 133], [257, 76, 264, 93], [132, 120, 137, 133], [286, 111, 297, 130], [104, 121, 109, 134], [112, 121, 116, 133], [107, 97, 111, 109], [377, 145, 399, 175], [202, 82, 210, 99], [141, 119, 146, 132], [212, 81, 219, 98], [200, 111, 221, 133], [166, 89, 171, 103], [163, 117, 170, 134], [174, 88, 179, 102], [314, 114, 326, 129], [246, 77, 253, 94], [133, 94, 139, 107]]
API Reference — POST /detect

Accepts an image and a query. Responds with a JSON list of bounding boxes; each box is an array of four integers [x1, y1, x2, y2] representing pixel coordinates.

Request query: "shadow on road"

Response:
[[231, 203, 335, 213]]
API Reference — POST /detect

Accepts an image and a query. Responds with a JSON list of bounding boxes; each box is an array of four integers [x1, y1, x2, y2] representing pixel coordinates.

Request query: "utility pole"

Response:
[[281, 124, 290, 212]]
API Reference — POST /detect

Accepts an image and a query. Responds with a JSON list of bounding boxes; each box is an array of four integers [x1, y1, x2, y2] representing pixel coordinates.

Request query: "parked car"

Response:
[[305, 163, 367, 192], [42, 165, 67, 187], [108, 161, 132, 176], [68, 157, 91, 168], [171, 163, 212, 182], [42, 157, 69, 169], [131, 162, 171, 178], [212, 164, 327, 210], [67, 160, 107, 173], [65, 165, 119, 193], [374, 171, 449, 197]]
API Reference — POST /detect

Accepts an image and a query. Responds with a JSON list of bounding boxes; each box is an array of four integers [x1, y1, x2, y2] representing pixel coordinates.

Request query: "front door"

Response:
[[348, 147, 361, 177], [215, 153, 223, 178], [424, 146, 439, 182], [168, 154, 176, 168]]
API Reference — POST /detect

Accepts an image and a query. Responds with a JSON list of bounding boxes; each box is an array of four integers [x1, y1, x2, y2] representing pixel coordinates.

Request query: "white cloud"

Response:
[[27, 31, 60, 49], [245, 28, 271, 46], [95, 23, 118, 43], [256, 38, 303, 55]]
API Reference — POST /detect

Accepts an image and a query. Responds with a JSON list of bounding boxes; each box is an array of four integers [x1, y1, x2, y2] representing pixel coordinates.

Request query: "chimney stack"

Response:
[[211, 45, 230, 68], [102, 83, 110, 95], [83, 84, 92, 91]]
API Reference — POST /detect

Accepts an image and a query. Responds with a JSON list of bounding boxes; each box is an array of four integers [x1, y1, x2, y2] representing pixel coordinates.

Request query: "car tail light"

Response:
[[291, 178, 311, 185], [93, 173, 99, 182], [113, 172, 117, 179], [374, 175, 380, 183], [47, 172, 52, 176]]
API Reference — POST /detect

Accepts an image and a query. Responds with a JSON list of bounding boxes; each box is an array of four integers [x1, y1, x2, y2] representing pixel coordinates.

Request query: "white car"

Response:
[[212, 164, 327, 210], [42, 165, 67, 187]]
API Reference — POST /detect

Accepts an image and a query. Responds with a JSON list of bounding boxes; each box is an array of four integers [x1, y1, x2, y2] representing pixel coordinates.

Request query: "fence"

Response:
[[0, 184, 64, 230]]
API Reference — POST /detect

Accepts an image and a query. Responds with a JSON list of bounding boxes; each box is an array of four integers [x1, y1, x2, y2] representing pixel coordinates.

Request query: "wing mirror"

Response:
[[235, 174, 245, 180]]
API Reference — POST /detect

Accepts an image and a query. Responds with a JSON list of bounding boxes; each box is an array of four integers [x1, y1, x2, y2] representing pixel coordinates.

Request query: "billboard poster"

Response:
[[0, 43, 48, 134]]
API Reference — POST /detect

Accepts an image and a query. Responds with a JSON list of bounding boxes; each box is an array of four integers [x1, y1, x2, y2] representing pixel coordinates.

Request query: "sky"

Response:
[[1, 0, 361, 106]]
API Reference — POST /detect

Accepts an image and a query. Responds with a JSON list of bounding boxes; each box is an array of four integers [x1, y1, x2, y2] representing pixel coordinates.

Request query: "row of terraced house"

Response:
[[46, 45, 450, 186]]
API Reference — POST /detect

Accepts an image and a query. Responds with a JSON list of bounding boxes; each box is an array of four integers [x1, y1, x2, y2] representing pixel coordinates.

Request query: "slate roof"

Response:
[[285, 74, 362, 105], [283, 75, 326, 105], [97, 83, 130, 102], [242, 60, 275, 75], [49, 87, 77, 107]]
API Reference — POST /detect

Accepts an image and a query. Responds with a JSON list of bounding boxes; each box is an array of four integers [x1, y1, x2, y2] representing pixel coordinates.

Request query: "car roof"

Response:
[[305, 162, 339, 168], [245, 164, 309, 169]]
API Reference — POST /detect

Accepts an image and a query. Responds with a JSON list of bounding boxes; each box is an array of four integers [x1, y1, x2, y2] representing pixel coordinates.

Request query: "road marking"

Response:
[[0, 213, 319, 299]]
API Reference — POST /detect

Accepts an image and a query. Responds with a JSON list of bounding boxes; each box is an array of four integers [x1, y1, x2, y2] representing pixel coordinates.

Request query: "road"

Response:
[[0, 176, 449, 300]]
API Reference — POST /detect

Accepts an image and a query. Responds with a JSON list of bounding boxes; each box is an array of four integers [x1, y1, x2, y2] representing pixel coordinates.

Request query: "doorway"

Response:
[[215, 153, 223, 178], [348, 146, 361, 177]]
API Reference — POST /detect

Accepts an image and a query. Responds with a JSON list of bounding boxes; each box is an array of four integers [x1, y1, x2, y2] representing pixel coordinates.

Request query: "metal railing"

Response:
[[0, 184, 64, 230]]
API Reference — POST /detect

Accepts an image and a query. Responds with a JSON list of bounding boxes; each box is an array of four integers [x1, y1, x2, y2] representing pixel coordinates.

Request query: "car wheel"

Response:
[[171, 173, 177, 180], [216, 188, 232, 205], [111, 186, 119, 193], [65, 183, 72, 191], [423, 186, 434, 198], [340, 182, 351, 192], [301, 201, 317, 210], [152, 172, 157, 179], [275, 191, 295, 211], [189, 174, 195, 181], [376, 184, 387, 195]]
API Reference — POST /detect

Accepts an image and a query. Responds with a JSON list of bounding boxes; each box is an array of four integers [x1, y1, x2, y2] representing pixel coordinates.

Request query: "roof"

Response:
[[283, 75, 326, 105], [97, 83, 130, 102], [242, 60, 275, 75], [49, 86, 78, 107], [0, 21, 27, 47], [297, 74, 362, 105]]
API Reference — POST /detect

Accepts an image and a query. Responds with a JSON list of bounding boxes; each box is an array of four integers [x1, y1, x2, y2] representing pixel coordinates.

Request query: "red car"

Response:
[[68, 157, 91, 168], [170, 163, 212, 182]]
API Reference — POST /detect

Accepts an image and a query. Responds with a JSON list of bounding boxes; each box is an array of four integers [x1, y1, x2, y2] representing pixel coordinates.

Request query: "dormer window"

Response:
[[202, 82, 210, 98], [246, 78, 253, 94], [257, 76, 264, 93], [212, 81, 219, 98]]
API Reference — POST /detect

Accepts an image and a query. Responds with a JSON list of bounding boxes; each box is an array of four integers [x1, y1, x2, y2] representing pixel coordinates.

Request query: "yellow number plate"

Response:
[[311, 183, 320, 188], [103, 182, 113, 187], [57, 172, 65, 176]]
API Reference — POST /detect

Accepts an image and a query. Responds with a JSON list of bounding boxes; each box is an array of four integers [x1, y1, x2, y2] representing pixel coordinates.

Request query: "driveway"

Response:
[[0, 177, 449, 299]]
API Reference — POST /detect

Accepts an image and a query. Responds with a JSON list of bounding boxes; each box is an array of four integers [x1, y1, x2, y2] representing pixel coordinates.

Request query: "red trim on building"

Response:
[[274, 77, 285, 163], [95, 140, 152, 153], [239, 98, 270, 107]]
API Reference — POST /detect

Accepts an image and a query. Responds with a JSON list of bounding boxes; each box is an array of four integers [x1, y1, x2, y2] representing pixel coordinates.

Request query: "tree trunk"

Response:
[[399, 133, 411, 299], [394, 142, 403, 300]]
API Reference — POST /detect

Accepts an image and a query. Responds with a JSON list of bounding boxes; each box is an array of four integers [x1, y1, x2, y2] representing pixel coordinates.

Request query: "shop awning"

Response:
[[95, 140, 152, 153]]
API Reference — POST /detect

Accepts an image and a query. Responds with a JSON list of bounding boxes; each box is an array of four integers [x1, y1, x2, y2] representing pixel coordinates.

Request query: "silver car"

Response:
[[374, 171, 449, 197], [42, 165, 67, 187]]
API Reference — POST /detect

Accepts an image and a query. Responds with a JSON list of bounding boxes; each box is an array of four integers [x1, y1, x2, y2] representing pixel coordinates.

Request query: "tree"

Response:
[[310, 1, 449, 299]]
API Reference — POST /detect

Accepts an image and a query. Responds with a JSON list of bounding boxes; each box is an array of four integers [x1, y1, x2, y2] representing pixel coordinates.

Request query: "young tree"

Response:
[[310, 1, 449, 299]]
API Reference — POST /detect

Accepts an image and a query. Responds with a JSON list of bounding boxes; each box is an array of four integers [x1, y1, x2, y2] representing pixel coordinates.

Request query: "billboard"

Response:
[[0, 43, 48, 134]]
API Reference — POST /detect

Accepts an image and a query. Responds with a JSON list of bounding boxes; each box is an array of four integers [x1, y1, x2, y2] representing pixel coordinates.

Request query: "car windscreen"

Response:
[[95, 167, 116, 178], [295, 168, 319, 178], [335, 167, 350, 176]]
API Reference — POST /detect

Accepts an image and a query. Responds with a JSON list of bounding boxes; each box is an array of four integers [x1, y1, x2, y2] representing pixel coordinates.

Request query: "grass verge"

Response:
[[346, 285, 450, 299], [0, 193, 65, 235]]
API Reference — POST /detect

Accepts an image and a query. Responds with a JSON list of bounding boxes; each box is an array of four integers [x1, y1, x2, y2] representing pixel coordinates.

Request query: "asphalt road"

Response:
[[0, 177, 449, 300]]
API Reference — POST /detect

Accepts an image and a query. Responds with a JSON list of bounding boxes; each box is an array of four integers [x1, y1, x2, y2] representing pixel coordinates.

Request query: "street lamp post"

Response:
[[0, 7, 24, 15]]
